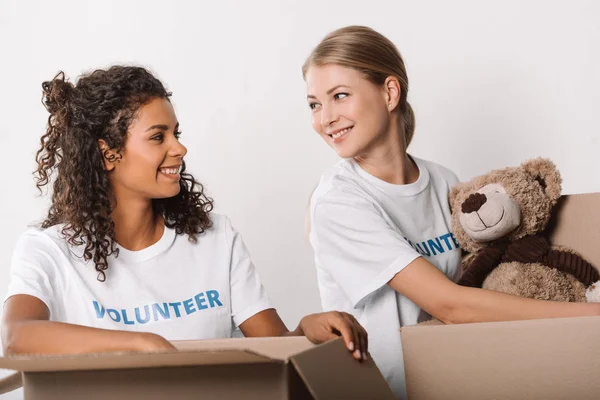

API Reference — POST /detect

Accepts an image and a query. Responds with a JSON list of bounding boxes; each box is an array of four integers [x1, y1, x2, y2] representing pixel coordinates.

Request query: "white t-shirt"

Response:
[[5, 214, 273, 340], [309, 156, 461, 399]]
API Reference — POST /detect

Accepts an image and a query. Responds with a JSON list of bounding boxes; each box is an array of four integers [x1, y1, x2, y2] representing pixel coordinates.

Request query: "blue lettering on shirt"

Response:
[[404, 232, 460, 257], [152, 303, 171, 320], [135, 305, 151, 324], [91, 290, 224, 325], [207, 290, 223, 307], [195, 293, 208, 310], [122, 309, 135, 325], [169, 302, 183, 318], [107, 309, 121, 322]]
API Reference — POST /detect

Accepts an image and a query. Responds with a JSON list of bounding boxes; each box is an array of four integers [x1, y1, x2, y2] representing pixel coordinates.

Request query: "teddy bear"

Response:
[[449, 158, 600, 302]]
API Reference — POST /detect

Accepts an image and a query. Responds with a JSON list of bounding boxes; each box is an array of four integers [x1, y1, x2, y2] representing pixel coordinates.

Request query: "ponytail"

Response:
[[402, 101, 416, 147], [36, 72, 74, 191]]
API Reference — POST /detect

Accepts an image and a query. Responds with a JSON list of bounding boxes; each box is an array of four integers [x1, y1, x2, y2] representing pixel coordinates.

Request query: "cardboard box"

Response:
[[0, 336, 396, 399], [401, 193, 600, 399]]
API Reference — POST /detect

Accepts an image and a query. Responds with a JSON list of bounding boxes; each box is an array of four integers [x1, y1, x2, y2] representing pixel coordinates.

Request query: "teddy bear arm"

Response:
[[541, 248, 599, 286], [502, 235, 551, 264], [458, 246, 505, 288]]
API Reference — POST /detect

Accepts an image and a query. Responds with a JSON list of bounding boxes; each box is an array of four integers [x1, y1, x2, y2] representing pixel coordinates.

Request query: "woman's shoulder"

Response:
[[312, 160, 373, 204], [17, 223, 64, 243], [13, 224, 75, 260], [205, 213, 234, 235], [200, 213, 238, 247], [414, 157, 460, 186]]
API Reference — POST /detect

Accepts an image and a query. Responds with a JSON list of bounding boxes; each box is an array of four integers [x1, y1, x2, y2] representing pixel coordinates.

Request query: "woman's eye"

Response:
[[151, 133, 164, 141], [334, 92, 348, 100], [174, 131, 182, 139], [309, 102, 319, 110]]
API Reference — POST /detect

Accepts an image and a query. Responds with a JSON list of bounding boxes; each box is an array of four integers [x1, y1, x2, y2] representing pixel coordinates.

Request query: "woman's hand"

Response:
[[135, 332, 178, 352], [2, 294, 178, 356], [237, 308, 368, 361], [297, 311, 368, 361]]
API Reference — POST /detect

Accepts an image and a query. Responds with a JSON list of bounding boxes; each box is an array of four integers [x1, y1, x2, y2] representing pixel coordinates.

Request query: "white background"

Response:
[[1, 0, 599, 397]]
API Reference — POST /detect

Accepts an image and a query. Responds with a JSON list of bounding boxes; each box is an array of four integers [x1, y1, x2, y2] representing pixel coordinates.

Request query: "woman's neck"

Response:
[[110, 196, 164, 251], [354, 129, 419, 185]]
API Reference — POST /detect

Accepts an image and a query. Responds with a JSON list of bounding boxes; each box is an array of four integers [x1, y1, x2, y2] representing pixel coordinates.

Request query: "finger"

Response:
[[349, 314, 368, 360], [358, 324, 369, 360], [335, 314, 361, 360], [341, 313, 361, 358], [344, 313, 367, 361], [329, 312, 357, 356]]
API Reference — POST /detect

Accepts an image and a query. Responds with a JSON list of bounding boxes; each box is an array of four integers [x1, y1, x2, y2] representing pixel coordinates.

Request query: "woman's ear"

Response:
[[98, 139, 120, 171], [384, 76, 401, 111]]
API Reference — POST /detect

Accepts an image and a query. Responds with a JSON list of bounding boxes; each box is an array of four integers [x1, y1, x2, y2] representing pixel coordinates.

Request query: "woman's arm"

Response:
[[1, 295, 176, 355], [238, 309, 368, 360], [388, 257, 600, 324]]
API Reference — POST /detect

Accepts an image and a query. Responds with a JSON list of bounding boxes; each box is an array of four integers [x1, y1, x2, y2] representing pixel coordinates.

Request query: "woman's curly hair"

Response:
[[36, 66, 213, 281]]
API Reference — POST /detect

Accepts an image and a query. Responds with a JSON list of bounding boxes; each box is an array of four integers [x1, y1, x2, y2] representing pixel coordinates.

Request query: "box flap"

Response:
[[0, 349, 274, 373], [402, 316, 600, 399], [290, 338, 396, 400], [0, 337, 318, 373], [172, 336, 315, 360], [0, 372, 22, 394], [546, 193, 600, 267]]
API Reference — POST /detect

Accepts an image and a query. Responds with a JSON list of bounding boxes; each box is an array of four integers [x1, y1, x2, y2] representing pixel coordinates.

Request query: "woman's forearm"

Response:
[[445, 285, 600, 324], [2, 320, 174, 355]]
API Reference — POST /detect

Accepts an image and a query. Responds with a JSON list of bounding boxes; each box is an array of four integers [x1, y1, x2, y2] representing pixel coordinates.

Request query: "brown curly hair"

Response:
[[35, 66, 213, 281]]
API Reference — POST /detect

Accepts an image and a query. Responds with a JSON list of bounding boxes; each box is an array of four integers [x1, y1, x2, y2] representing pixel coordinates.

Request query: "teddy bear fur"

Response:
[[449, 158, 599, 302]]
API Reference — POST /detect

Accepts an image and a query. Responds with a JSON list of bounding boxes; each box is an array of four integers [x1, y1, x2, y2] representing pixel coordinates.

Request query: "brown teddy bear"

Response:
[[449, 158, 600, 302]]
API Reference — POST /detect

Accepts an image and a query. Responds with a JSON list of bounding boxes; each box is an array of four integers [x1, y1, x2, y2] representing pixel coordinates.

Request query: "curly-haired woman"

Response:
[[1, 66, 368, 360]]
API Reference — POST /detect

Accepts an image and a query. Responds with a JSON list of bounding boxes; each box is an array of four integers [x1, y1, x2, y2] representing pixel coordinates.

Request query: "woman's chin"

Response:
[[153, 188, 181, 200], [331, 143, 356, 159]]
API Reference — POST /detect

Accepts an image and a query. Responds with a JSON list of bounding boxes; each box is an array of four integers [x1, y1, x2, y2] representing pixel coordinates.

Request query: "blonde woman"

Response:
[[303, 25, 600, 397]]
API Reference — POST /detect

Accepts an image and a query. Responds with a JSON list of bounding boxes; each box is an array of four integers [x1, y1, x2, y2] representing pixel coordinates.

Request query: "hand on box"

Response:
[[135, 332, 178, 352], [298, 311, 368, 361]]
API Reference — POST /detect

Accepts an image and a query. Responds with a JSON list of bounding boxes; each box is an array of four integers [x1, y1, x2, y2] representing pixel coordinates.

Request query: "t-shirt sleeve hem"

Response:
[[232, 299, 275, 327], [351, 254, 421, 308], [3, 289, 53, 318]]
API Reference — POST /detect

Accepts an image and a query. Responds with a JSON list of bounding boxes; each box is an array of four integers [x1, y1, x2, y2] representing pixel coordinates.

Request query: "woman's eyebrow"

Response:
[[145, 124, 169, 132], [307, 84, 350, 99]]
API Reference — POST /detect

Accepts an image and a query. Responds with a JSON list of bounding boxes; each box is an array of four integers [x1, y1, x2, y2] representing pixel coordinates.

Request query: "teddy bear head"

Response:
[[450, 158, 562, 253]]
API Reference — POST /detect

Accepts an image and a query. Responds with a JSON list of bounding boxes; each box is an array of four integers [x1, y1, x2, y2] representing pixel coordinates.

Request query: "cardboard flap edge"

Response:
[[0, 349, 275, 373], [290, 338, 396, 400], [173, 336, 315, 361]]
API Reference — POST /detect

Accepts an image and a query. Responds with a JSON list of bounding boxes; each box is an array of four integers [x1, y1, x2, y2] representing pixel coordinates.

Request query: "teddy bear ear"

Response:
[[519, 158, 562, 204], [448, 183, 464, 212]]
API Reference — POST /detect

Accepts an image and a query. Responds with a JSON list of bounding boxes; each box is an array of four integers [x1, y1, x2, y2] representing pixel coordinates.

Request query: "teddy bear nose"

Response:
[[461, 192, 487, 213]]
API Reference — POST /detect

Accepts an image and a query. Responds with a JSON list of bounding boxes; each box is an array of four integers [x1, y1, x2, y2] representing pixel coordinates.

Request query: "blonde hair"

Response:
[[302, 25, 415, 147]]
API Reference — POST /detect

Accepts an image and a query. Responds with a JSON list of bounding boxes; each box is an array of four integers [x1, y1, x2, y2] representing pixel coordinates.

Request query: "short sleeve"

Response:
[[441, 166, 460, 188], [311, 187, 421, 308], [225, 218, 274, 327], [449, 172, 460, 187], [4, 230, 59, 316]]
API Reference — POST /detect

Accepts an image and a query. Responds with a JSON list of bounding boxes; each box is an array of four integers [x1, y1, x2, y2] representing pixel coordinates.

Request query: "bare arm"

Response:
[[1, 295, 175, 356], [389, 257, 600, 324]]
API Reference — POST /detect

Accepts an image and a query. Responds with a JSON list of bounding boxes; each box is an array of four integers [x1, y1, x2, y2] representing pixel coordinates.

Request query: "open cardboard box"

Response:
[[0, 336, 396, 399], [401, 193, 600, 399]]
